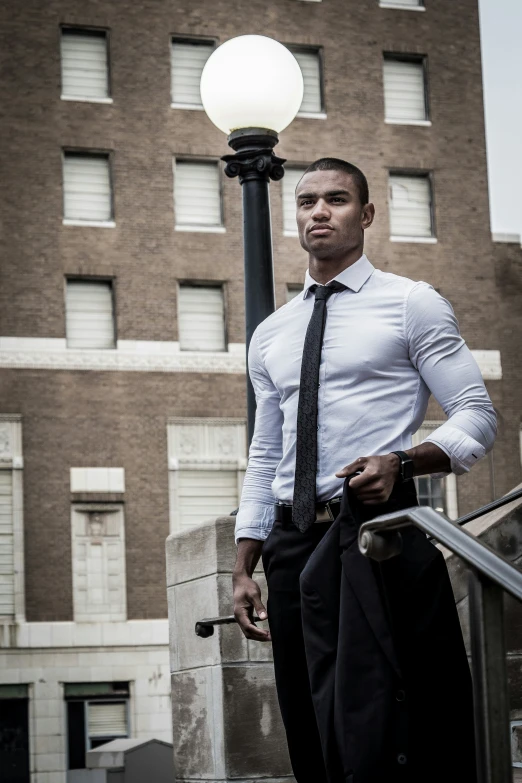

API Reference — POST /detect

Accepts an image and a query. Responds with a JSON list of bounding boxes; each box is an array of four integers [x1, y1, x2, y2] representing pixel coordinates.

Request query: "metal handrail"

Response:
[[358, 505, 522, 601], [358, 503, 522, 783], [455, 486, 522, 526]]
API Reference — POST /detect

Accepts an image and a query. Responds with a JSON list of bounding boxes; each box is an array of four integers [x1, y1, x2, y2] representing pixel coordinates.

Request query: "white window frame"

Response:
[[388, 171, 436, 243], [0, 415, 25, 625], [60, 26, 112, 104], [383, 53, 430, 126], [288, 47, 326, 119], [173, 159, 225, 233], [167, 418, 247, 533], [62, 151, 115, 228], [286, 284, 303, 303], [170, 37, 215, 110], [412, 421, 458, 519]]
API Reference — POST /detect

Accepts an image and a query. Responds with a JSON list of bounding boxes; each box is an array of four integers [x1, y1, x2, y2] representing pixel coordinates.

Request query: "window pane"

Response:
[[177, 470, 238, 528], [178, 286, 226, 351], [282, 168, 306, 234], [67, 701, 86, 769], [66, 280, 115, 349], [171, 41, 213, 105], [291, 50, 322, 113], [174, 161, 222, 227], [63, 154, 112, 222], [383, 58, 427, 121], [61, 29, 109, 100], [88, 702, 128, 738], [388, 174, 433, 237], [286, 285, 302, 302]]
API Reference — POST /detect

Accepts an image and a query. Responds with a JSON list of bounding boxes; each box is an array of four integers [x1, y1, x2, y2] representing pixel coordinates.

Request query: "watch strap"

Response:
[[391, 450, 415, 482]]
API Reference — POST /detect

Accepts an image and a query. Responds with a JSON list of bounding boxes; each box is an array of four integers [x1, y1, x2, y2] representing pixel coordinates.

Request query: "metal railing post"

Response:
[[468, 569, 512, 783]]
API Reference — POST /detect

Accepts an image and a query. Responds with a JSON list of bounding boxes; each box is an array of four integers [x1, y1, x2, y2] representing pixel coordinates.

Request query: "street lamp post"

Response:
[[201, 35, 303, 444]]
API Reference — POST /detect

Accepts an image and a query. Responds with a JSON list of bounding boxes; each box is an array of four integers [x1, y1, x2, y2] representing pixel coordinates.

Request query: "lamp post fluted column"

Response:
[[222, 128, 286, 444]]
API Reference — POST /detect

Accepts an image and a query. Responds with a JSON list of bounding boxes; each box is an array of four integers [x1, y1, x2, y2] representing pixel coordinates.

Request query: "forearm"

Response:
[[234, 538, 265, 578], [401, 441, 451, 477]]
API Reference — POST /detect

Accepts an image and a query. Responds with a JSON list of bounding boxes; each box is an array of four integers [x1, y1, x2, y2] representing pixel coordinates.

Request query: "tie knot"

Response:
[[311, 281, 346, 301]]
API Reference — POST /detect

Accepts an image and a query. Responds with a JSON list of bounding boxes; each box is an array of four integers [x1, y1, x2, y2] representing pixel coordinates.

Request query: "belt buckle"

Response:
[[315, 503, 334, 523]]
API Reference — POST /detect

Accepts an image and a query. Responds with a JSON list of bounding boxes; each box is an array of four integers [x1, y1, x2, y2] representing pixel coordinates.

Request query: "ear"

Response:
[[361, 202, 375, 230]]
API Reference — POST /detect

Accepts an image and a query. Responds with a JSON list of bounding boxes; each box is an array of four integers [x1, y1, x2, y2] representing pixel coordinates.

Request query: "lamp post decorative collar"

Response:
[[222, 128, 286, 185]]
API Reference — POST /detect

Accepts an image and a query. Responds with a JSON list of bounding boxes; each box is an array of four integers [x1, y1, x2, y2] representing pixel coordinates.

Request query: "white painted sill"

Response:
[[283, 230, 300, 238], [385, 119, 432, 127], [61, 95, 113, 104], [297, 111, 327, 120], [63, 219, 116, 228], [175, 225, 226, 234], [171, 102, 205, 111], [379, 3, 426, 10], [390, 235, 437, 243]]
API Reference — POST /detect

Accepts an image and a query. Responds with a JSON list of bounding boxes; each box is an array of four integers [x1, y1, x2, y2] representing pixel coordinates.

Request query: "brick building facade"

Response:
[[0, 0, 520, 780]]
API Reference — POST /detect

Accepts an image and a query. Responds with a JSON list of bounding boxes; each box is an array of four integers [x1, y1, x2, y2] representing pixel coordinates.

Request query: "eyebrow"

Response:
[[296, 189, 351, 200]]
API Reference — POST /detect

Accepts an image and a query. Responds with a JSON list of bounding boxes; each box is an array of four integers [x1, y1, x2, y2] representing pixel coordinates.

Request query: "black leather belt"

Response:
[[274, 496, 342, 525]]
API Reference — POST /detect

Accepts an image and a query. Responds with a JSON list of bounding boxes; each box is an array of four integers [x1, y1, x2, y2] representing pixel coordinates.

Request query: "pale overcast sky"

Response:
[[478, 0, 522, 237]]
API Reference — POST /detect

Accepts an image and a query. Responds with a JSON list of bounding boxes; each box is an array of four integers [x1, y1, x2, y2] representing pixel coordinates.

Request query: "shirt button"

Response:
[[395, 689, 406, 702], [397, 754, 407, 765]]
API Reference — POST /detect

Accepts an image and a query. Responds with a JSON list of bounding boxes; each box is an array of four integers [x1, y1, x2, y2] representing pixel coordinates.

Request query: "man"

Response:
[[232, 158, 496, 782]]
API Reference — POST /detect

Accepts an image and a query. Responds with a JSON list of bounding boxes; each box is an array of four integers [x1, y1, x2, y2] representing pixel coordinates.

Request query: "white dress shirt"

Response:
[[234, 255, 497, 543]]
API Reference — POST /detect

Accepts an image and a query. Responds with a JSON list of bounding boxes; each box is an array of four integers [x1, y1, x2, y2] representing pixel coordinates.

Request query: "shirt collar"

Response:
[[302, 254, 375, 299]]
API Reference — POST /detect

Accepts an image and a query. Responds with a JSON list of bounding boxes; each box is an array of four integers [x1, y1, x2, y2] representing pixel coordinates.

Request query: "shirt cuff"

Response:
[[424, 424, 486, 477], [234, 502, 275, 545]]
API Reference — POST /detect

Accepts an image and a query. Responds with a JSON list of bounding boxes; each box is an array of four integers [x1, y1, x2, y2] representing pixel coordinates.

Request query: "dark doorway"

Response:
[[0, 698, 30, 783]]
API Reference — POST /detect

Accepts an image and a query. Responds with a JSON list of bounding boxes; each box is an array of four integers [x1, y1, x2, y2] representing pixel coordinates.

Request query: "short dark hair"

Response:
[[298, 157, 369, 206]]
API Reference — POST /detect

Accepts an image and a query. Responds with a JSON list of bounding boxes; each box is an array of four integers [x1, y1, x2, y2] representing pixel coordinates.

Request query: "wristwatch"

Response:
[[390, 450, 414, 482]]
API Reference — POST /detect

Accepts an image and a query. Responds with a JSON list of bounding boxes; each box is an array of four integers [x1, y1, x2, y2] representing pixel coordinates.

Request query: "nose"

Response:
[[311, 198, 331, 221]]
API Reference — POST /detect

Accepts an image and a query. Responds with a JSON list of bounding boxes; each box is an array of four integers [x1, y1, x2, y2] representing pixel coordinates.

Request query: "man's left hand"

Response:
[[335, 454, 400, 504]]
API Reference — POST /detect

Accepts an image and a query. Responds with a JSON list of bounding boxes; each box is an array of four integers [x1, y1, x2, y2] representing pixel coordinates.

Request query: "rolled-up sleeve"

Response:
[[234, 329, 283, 543], [406, 283, 497, 476]]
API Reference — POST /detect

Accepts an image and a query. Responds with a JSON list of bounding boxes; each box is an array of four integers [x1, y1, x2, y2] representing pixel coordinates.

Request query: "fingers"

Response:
[[235, 605, 272, 642], [233, 579, 271, 642], [335, 456, 368, 479]]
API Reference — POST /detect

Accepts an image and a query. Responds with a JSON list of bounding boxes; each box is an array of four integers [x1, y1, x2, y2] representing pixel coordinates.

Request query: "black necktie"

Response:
[[292, 281, 347, 532]]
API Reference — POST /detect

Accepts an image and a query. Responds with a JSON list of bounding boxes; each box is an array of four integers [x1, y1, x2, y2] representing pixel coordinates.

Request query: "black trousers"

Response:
[[262, 480, 476, 783]]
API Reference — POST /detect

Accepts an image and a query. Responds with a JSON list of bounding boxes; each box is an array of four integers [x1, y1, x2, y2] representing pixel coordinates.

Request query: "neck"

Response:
[[308, 246, 364, 285]]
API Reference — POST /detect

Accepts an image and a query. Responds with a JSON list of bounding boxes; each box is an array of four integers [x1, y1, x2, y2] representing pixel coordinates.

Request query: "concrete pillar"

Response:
[[166, 516, 294, 783]]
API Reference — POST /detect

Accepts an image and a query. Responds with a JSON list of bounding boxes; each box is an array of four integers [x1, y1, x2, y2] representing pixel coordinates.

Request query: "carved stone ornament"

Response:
[[0, 424, 11, 460]]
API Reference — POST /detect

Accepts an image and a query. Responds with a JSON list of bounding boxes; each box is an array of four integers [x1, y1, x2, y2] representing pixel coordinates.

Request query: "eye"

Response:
[[299, 199, 313, 207], [331, 197, 345, 203]]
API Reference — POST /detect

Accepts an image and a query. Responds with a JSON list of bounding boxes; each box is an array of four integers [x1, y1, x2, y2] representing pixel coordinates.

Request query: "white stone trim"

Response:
[[390, 235, 438, 243], [70, 467, 125, 493], [174, 225, 226, 233], [0, 338, 246, 374], [472, 350, 502, 380], [492, 232, 522, 246], [61, 95, 114, 104], [0, 338, 501, 380], [379, 2, 426, 9], [63, 219, 116, 228], [0, 619, 168, 649], [385, 119, 432, 127], [296, 111, 328, 120]]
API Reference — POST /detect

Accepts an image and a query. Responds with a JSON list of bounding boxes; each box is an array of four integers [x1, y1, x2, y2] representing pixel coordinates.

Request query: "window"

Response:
[[0, 416, 24, 622], [380, 0, 424, 9], [388, 173, 435, 241], [286, 284, 303, 302], [289, 48, 323, 115], [168, 418, 247, 532], [383, 55, 428, 123], [173, 160, 223, 230], [61, 28, 110, 101], [66, 683, 129, 770], [171, 39, 214, 107], [0, 685, 30, 781], [66, 279, 115, 349], [63, 153, 113, 225], [71, 504, 126, 622], [412, 422, 458, 519], [282, 167, 307, 235], [178, 285, 226, 352]]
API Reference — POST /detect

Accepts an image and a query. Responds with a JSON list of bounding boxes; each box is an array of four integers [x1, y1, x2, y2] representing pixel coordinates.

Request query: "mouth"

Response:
[[309, 224, 333, 236]]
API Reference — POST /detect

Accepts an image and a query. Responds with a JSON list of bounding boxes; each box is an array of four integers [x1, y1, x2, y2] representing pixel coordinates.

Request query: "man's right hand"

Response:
[[233, 538, 271, 642]]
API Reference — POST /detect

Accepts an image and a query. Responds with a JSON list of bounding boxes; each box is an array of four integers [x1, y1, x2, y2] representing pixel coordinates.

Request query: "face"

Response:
[[295, 169, 375, 259]]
